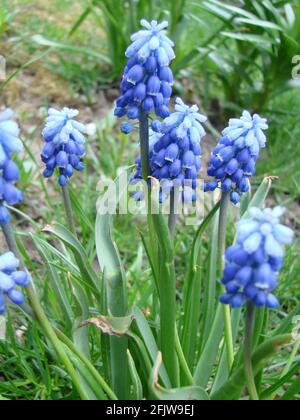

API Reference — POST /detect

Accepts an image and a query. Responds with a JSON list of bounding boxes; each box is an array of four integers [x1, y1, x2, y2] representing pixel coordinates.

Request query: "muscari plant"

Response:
[[0, 18, 298, 401]]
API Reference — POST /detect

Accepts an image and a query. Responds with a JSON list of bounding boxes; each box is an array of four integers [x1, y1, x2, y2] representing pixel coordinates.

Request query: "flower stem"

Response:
[[1, 221, 89, 401], [61, 184, 77, 236], [245, 302, 259, 401], [218, 191, 234, 370], [139, 109, 150, 184], [139, 110, 179, 387], [168, 188, 176, 237]]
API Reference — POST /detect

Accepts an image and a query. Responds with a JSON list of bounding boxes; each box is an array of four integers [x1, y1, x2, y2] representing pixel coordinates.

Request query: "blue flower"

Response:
[[41, 108, 86, 186], [205, 111, 268, 204], [132, 98, 207, 202], [121, 121, 134, 135], [0, 108, 23, 165], [114, 19, 175, 126], [0, 109, 23, 225], [220, 207, 294, 309], [0, 252, 30, 314]]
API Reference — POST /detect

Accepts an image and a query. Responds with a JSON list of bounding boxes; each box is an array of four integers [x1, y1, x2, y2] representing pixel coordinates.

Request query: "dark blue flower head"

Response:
[[220, 206, 294, 309], [0, 252, 30, 314], [41, 108, 86, 186], [205, 111, 268, 204], [114, 19, 175, 128], [132, 98, 207, 202], [0, 109, 23, 225]]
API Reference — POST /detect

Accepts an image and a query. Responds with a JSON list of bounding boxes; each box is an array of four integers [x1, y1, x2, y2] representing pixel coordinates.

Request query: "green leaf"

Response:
[[234, 17, 283, 31], [68, 6, 92, 37], [281, 375, 300, 400], [193, 305, 224, 388], [150, 353, 209, 400], [0, 49, 51, 91], [260, 360, 300, 400], [31, 35, 111, 64], [95, 175, 129, 399], [95, 212, 127, 317], [207, 1, 258, 20], [220, 31, 273, 46], [202, 1, 233, 22], [211, 334, 293, 400], [133, 307, 171, 389], [201, 213, 219, 351], [43, 223, 101, 296], [273, 303, 300, 336], [127, 350, 143, 400], [243, 176, 274, 215], [31, 235, 74, 325]]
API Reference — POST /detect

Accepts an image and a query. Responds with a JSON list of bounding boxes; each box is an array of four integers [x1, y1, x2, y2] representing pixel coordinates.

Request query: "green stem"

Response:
[[139, 110, 179, 387], [16, 301, 117, 400], [218, 191, 234, 370], [27, 285, 89, 400], [175, 327, 194, 386], [61, 184, 77, 236], [54, 328, 118, 400], [139, 109, 150, 184], [168, 188, 176, 237], [245, 303, 259, 401], [1, 221, 89, 401]]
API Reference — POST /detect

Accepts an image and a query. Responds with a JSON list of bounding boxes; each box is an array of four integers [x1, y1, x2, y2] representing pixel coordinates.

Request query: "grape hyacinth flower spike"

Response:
[[132, 98, 207, 203], [41, 108, 86, 186], [220, 206, 294, 309], [0, 108, 23, 225], [205, 111, 268, 204], [114, 19, 176, 128], [0, 251, 30, 314]]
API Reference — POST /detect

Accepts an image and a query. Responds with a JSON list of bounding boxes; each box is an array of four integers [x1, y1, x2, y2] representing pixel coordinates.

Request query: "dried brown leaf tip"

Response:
[[80, 315, 134, 337]]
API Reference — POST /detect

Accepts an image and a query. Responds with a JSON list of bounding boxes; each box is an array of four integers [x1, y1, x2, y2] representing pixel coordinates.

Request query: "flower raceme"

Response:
[[220, 207, 294, 309], [205, 111, 268, 205], [0, 252, 30, 314], [41, 108, 86, 186], [0, 108, 23, 225], [132, 98, 207, 202], [114, 19, 176, 127]]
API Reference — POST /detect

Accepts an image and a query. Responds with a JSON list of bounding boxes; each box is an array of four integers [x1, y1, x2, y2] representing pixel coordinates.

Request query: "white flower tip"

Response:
[[85, 123, 96, 136]]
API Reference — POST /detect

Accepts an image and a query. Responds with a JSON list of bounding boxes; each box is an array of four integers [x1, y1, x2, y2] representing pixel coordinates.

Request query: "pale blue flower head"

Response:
[[41, 108, 86, 186], [160, 98, 207, 142], [206, 111, 268, 204], [237, 207, 294, 258], [0, 109, 23, 225], [115, 19, 175, 123], [0, 252, 30, 314], [223, 111, 268, 155], [0, 108, 23, 166], [126, 19, 175, 66], [220, 206, 294, 309]]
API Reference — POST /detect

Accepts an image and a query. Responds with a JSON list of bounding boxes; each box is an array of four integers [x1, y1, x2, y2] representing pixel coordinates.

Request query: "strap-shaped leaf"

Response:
[[150, 353, 209, 400], [43, 223, 101, 296]]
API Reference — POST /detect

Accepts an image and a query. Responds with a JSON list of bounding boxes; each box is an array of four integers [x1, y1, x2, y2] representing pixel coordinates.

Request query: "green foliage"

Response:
[[192, 0, 300, 114]]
